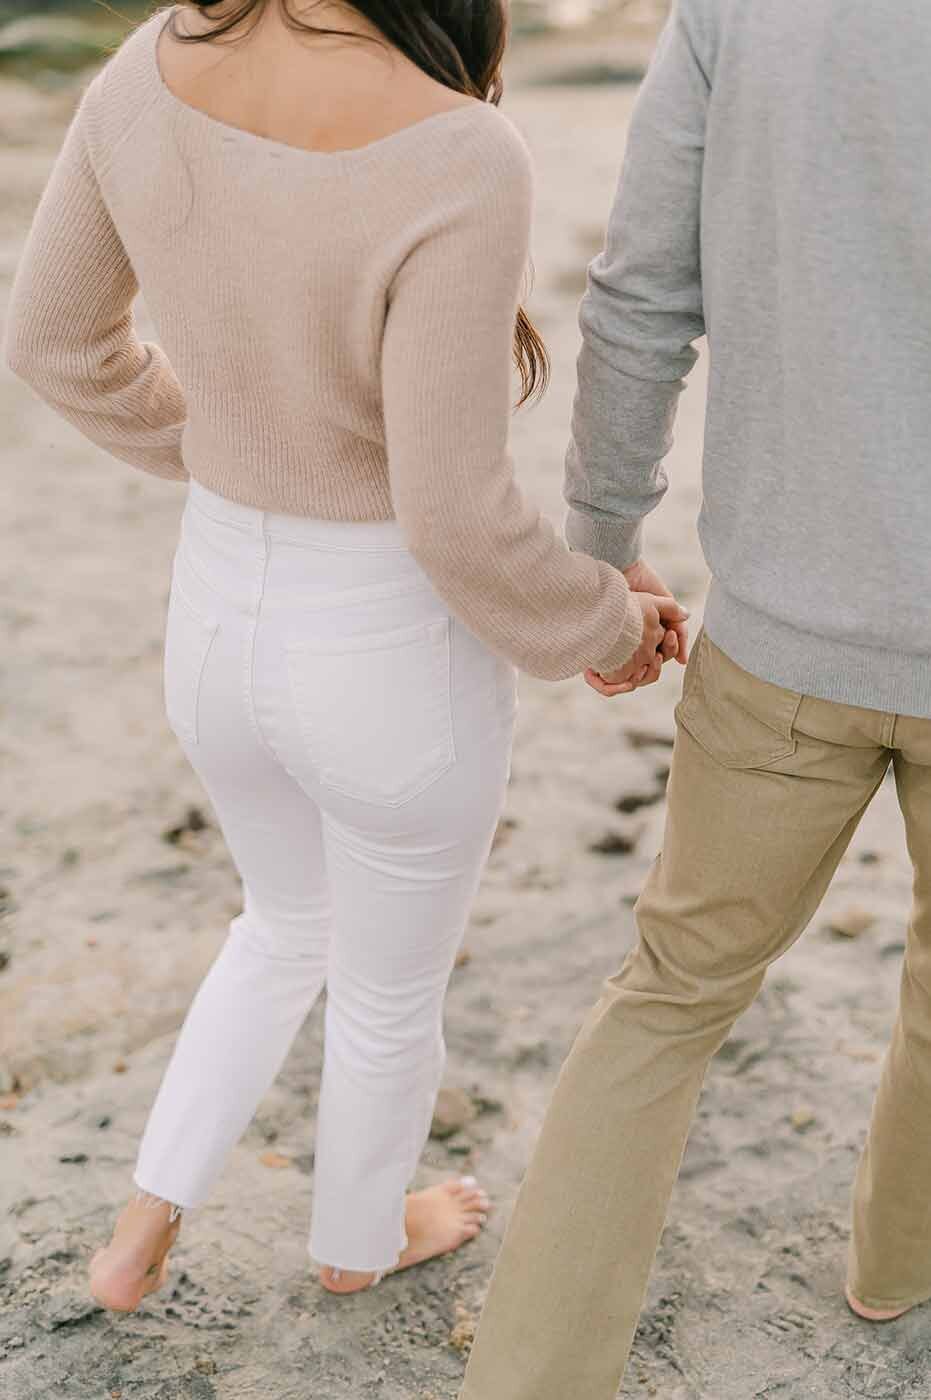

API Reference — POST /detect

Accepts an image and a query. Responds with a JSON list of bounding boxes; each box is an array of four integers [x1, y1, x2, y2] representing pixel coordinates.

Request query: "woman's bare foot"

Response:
[[319, 1175, 490, 1295], [845, 1285, 913, 1322], [89, 1193, 182, 1313]]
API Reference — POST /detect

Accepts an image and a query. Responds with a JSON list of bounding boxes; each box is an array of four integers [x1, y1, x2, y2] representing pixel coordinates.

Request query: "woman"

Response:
[[5, 0, 685, 1311]]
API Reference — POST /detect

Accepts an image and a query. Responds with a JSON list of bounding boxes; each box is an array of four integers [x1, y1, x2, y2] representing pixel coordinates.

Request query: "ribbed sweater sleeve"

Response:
[[382, 121, 643, 681], [4, 76, 188, 481]]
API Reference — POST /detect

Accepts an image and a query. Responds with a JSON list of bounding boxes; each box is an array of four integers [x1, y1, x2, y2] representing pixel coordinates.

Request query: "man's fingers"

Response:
[[654, 595, 690, 624], [660, 629, 679, 662]]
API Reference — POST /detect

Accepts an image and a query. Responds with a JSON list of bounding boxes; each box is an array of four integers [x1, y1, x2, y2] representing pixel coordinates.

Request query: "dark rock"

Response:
[[430, 1087, 477, 1140], [733, 1042, 769, 1075], [615, 791, 663, 815], [162, 806, 210, 845], [625, 726, 675, 750], [58, 1153, 88, 1164], [589, 831, 637, 856]]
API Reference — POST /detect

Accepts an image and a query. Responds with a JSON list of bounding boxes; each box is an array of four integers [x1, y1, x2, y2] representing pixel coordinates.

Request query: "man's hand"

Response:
[[585, 591, 690, 696]]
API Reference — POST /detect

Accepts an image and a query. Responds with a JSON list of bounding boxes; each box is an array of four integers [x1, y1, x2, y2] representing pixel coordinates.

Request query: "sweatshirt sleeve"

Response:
[[564, 0, 710, 569], [381, 112, 643, 682], [3, 75, 188, 481]]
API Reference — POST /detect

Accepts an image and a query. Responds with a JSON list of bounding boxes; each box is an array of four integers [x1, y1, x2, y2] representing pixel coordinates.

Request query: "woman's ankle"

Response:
[[130, 1188, 184, 1224]]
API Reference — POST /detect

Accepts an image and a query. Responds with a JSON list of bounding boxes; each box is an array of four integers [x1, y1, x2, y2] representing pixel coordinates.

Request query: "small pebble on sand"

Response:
[[449, 1305, 477, 1353], [259, 1151, 292, 1169], [828, 906, 876, 939]]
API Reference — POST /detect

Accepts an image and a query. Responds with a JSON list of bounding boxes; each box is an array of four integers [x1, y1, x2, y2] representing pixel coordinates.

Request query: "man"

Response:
[[459, 2, 931, 1397]]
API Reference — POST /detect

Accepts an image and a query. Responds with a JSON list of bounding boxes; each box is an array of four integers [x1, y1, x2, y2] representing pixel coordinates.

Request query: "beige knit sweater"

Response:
[[4, 7, 643, 680]]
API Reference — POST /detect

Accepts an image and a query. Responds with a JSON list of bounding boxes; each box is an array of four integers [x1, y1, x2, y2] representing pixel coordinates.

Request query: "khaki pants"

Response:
[[461, 633, 931, 1400]]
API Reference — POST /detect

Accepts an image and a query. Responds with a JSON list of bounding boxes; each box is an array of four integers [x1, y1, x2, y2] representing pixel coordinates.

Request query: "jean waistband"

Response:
[[186, 479, 409, 553]]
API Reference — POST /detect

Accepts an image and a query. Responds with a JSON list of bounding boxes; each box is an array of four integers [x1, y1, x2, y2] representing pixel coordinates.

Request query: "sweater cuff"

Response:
[[592, 586, 645, 675], [565, 507, 645, 573]]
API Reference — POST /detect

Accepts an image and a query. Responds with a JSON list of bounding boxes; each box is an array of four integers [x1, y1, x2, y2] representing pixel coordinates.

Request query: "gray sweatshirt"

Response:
[[565, 0, 931, 718]]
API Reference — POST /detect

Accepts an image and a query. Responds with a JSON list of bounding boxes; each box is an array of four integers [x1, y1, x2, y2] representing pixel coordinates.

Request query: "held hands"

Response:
[[584, 560, 690, 698]]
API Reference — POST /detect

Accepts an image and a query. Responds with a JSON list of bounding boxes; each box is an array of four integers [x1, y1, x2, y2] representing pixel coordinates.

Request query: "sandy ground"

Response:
[[1, 12, 927, 1399]]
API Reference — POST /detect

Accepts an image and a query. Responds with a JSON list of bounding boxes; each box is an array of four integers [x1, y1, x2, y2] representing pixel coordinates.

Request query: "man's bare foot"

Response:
[[845, 1285, 913, 1322], [89, 1194, 182, 1313], [319, 1176, 490, 1295]]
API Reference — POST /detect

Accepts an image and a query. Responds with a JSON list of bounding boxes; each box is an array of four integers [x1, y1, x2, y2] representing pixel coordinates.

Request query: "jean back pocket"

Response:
[[675, 632, 802, 771], [286, 618, 455, 807]]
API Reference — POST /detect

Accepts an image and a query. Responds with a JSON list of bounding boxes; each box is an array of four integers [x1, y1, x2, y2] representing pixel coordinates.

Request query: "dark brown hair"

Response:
[[170, 0, 549, 405]]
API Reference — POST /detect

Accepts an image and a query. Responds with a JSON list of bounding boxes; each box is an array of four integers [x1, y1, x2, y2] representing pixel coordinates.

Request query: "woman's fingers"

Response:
[[584, 668, 635, 697], [586, 613, 687, 696], [639, 655, 663, 687]]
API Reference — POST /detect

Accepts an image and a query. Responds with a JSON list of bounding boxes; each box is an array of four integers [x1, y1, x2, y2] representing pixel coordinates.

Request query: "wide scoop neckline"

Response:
[[150, 5, 488, 165]]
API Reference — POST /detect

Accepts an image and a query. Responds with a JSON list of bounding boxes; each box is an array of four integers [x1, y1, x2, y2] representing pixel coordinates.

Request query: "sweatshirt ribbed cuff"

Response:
[[565, 507, 645, 573], [591, 585, 645, 675]]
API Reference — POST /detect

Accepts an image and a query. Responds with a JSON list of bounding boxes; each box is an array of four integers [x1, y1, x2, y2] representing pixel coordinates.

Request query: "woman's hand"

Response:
[[621, 559, 690, 666], [584, 592, 689, 697]]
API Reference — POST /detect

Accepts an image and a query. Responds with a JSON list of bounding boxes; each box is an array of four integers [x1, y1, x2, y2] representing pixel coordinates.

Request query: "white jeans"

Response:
[[134, 481, 516, 1271]]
